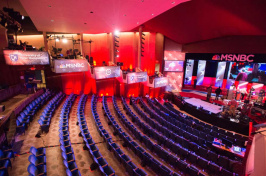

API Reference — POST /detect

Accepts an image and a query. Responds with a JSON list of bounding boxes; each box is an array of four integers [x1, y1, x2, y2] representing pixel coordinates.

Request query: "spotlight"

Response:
[[114, 30, 120, 35], [62, 38, 67, 43], [56, 38, 59, 42], [22, 16, 24, 20], [116, 55, 119, 57]]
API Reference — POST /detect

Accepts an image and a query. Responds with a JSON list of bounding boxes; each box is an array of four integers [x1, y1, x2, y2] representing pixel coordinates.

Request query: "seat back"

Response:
[[28, 155, 37, 165], [27, 164, 37, 175], [30, 147, 37, 155]]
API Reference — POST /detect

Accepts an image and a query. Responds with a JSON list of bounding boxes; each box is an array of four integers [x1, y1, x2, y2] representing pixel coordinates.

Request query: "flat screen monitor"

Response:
[[164, 60, 184, 72], [229, 62, 266, 84]]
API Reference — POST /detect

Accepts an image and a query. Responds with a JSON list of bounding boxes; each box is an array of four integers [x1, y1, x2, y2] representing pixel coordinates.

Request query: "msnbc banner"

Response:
[[154, 77, 168, 88], [94, 66, 121, 79], [4, 50, 50, 65], [127, 72, 147, 84], [54, 59, 89, 73]]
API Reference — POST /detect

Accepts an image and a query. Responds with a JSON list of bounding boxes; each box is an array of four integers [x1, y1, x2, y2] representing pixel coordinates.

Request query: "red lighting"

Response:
[[106, 93, 108, 96], [29, 67, 36, 70], [101, 93, 103, 96]]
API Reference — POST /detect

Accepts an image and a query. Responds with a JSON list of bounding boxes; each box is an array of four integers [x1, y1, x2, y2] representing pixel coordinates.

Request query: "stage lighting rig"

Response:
[[114, 30, 120, 59], [141, 32, 145, 56]]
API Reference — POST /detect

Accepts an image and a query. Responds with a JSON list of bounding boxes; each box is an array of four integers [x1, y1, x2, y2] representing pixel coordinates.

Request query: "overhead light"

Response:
[[56, 38, 59, 42], [62, 38, 67, 43], [116, 55, 119, 57], [22, 16, 24, 20], [151, 14, 154, 16], [114, 30, 120, 35]]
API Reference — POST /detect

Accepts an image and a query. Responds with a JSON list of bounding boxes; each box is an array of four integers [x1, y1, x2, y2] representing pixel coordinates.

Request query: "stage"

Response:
[[184, 98, 222, 114]]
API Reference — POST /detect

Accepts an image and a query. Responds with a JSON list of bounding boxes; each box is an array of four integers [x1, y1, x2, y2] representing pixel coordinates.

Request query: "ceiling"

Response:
[[140, 0, 266, 44], [19, 0, 188, 34], [15, 0, 266, 44]]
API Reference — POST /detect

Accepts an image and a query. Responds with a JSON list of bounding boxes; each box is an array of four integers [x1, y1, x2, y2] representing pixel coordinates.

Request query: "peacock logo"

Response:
[[212, 55, 221, 60]]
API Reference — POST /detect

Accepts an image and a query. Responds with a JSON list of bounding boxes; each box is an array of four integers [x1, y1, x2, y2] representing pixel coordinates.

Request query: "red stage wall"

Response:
[[141, 32, 156, 75], [116, 32, 138, 70], [83, 33, 111, 66]]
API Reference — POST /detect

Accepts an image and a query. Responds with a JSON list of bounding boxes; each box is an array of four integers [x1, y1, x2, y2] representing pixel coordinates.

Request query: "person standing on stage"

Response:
[[258, 89, 265, 104], [206, 85, 212, 102], [215, 87, 222, 100], [193, 78, 197, 89], [228, 98, 238, 117], [240, 89, 247, 100]]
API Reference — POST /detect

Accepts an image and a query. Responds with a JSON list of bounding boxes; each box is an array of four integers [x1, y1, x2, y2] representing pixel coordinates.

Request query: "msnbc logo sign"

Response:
[[212, 55, 220, 61], [212, 54, 254, 62]]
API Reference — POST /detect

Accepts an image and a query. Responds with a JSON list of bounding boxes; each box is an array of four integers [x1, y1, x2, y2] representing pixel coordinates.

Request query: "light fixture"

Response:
[[116, 55, 119, 57], [22, 16, 24, 20], [151, 14, 154, 16], [114, 30, 120, 35], [62, 38, 67, 43], [56, 38, 59, 42]]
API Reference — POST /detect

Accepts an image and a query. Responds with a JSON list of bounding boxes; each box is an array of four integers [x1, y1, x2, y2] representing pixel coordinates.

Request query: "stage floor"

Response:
[[184, 98, 222, 114]]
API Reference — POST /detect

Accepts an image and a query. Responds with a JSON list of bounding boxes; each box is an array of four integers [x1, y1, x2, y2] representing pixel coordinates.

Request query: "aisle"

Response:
[[85, 97, 127, 176]]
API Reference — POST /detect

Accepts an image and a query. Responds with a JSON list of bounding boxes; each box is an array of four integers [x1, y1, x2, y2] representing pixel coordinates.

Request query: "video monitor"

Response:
[[164, 60, 184, 72], [229, 62, 266, 84]]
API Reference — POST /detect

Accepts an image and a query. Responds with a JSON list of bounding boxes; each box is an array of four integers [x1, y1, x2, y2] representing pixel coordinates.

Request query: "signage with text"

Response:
[[154, 77, 168, 88], [94, 66, 121, 79], [127, 72, 147, 84], [54, 59, 88, 73], [4, 50, 50, 65], [186, 53, 266, 63]]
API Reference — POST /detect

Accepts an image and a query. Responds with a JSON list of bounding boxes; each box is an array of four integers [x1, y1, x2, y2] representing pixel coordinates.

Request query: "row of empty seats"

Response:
[[102, 96, 147, 176], [140, 97, 242, 174], [16, 90, 53, 134], [113, 96, 184, 176], [59, 93, 81, 176], [130, 98, 239, 175], [77, 94, 115, 176], [162, 100, 248, 143], [27, 147, 47, 176], [38, 92, 65, 133], [0, 147, 14, 176]]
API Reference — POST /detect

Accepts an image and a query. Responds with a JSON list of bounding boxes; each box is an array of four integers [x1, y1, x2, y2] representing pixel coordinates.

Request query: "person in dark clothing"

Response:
[[193, 78, 197, 89], [206, 85, 212, 102], [215, 87, 222, 100]]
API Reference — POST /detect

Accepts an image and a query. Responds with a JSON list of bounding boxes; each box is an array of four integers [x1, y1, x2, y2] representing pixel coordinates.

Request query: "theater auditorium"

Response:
[[0, 0, 265, 176]]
